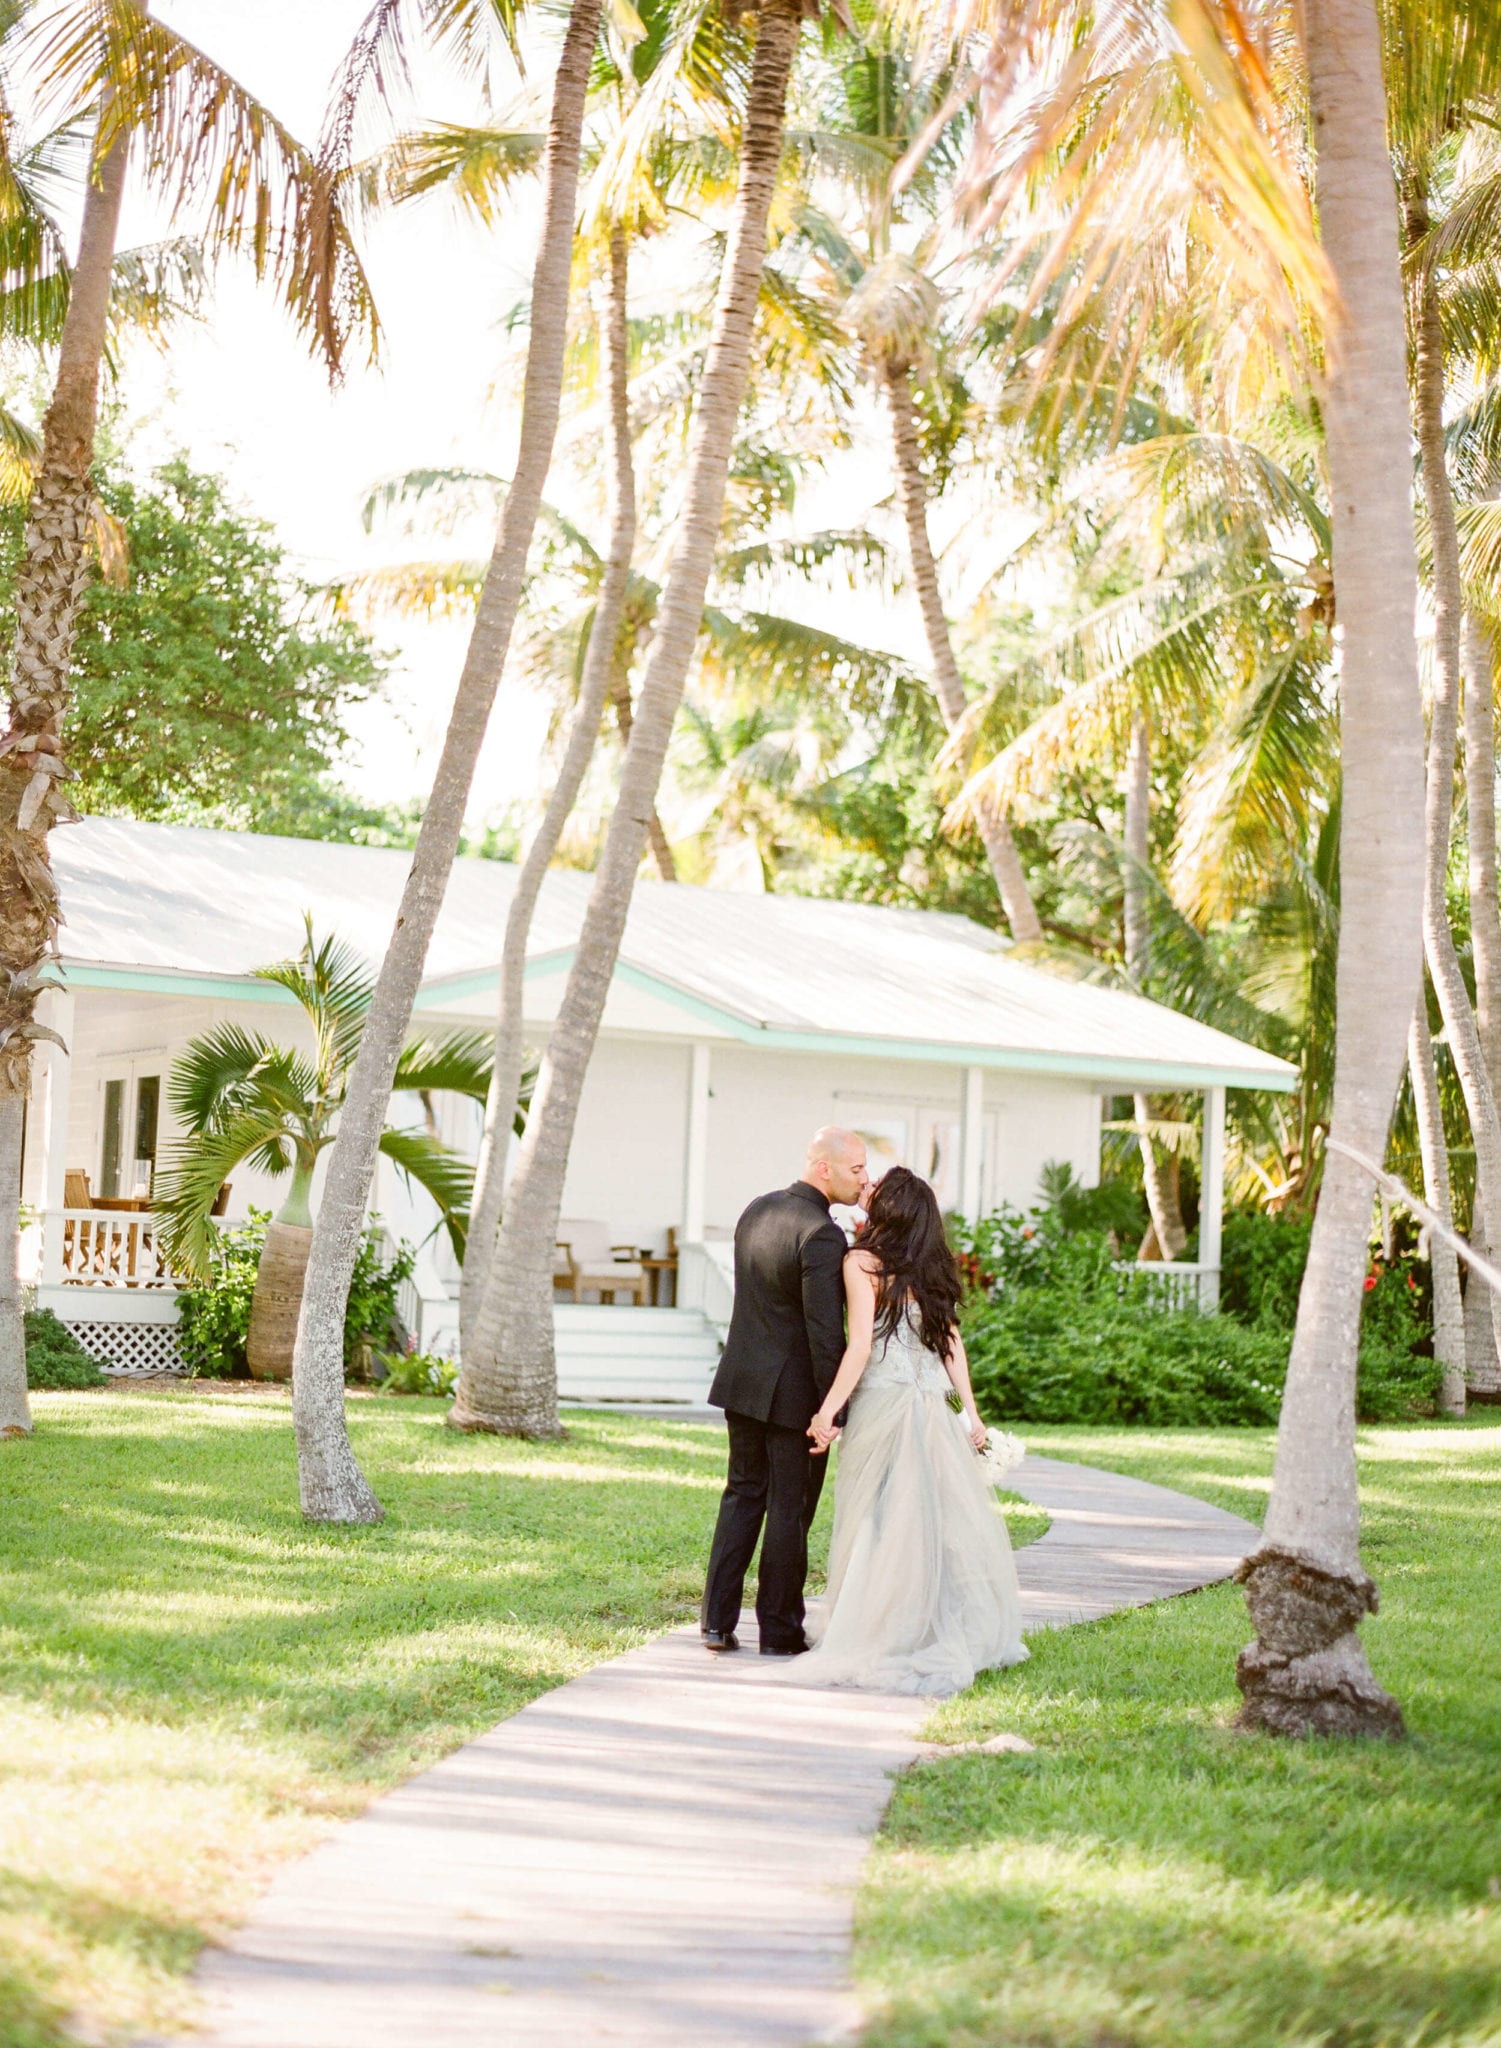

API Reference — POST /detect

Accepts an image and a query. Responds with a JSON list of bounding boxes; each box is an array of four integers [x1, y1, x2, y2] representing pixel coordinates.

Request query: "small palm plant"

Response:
[[154, 921, 496, 1381]]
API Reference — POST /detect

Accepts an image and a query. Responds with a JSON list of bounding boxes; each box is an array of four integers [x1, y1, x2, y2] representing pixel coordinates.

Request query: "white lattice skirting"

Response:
[[68, 1321, 185, 1375]]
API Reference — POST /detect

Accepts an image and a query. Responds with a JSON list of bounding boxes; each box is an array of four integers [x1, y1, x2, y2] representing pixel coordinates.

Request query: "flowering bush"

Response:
[[955, 1183, 1439, 1427]]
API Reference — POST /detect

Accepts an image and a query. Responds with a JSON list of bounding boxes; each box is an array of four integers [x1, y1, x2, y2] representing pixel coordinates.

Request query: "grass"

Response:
[[0, 1387, 733, 2048], [856, 1420, 1501, 2048]]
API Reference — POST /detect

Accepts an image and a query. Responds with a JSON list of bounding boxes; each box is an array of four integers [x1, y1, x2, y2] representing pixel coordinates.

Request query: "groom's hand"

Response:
[[807, 1415, 838, 1453]]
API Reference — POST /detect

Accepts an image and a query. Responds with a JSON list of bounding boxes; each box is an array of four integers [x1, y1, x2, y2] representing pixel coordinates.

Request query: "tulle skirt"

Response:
[[798, 1377, 1028, 1697]]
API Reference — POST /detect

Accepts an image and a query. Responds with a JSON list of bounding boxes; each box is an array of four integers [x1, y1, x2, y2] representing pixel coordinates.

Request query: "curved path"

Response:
[[173, 1454, 1257, 2048]]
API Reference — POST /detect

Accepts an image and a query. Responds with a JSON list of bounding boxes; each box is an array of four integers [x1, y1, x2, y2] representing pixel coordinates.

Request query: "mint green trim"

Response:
[[62, 963, 297, 1004], [413, 950, 574, 1008], [415, 950, 1298, 1094]]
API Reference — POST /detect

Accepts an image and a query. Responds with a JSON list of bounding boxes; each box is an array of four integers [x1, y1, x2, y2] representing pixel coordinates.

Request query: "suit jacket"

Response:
[[709, 1181, 848, 1428]]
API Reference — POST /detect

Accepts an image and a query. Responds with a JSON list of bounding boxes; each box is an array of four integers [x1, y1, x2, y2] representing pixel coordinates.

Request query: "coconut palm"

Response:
[[453, 0, 820, 1437], [0, 0, 376, 1439], [153, 923, 491, 1382], [925, 0, 1424, 1733], [288, 0, 606, 1522]]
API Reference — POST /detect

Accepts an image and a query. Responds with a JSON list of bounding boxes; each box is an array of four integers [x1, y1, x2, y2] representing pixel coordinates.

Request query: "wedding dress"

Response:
[[797, 1308, 1028, 1697]]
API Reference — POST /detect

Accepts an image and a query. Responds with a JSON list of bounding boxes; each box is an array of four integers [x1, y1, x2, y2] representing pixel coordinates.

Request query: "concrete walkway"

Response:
[[174, 1453, 1257, 2048]]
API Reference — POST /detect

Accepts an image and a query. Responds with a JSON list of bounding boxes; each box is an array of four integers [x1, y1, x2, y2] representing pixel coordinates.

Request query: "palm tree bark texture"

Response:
[[1122, 712, 1189, 1260], [1403, 183, 1501, 1387], [287, 0, 605, 1521], [880, 356, 1044, 944], [0, 71, 135, 1440], [1234, 0, 1424, 1739], [1407, 992, 1466, 1414], [451, 0, 809, 1437], [1461, 610, 1501, 1394], [460, 225, 639, 1355]]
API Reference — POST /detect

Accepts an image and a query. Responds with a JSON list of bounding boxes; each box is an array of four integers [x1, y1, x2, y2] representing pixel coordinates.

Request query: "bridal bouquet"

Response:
[[974, 1426, 1025, 1482]]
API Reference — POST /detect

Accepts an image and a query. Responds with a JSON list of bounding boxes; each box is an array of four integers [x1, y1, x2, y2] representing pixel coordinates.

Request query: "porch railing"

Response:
[[677, 1238, 735, 1336], [1112, 1260, 1221, 1312], [41, 1208, 181, 1290]]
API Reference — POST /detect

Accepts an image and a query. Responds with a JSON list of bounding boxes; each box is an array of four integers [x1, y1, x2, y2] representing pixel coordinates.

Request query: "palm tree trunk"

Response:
[[247, 1157, 317, 1382], [609, 678, 677, 880], [1234, 0, 1423, 1740], [287, 0, 604, 1521], [1461, 610, 1501, 1394], [460, 226, 638, 1354], [1407, 994, 1465, 1415], [1404, 197, 1501, 1382], [880, 357, 1043, 944], [0, 82, 134, 1441], [452, 0, 805, 1436], [1122, 714, 1188, 1259]]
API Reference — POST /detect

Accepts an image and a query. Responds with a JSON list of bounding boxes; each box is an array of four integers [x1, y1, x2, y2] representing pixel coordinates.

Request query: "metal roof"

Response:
[[52, 816, 1297, 1091]]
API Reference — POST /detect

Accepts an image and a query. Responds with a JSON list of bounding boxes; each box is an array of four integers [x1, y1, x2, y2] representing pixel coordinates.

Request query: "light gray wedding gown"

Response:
[[797, 1307, 1028, 1697]]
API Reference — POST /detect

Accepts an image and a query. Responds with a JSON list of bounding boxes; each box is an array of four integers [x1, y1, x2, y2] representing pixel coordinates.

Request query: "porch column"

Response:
[[1199, 1083, 1226, 1310], [36, 988, 75, 1285], [682, 1042, 711, 1243], [959, 1064, 985, 1221]]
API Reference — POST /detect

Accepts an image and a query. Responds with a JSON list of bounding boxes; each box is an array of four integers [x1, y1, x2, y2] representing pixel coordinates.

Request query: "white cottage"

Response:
[[22, 817, 1296, 1399]]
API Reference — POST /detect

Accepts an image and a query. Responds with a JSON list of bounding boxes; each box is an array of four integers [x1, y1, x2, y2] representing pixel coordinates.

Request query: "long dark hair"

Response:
[[859, 1166, 962, 1355]]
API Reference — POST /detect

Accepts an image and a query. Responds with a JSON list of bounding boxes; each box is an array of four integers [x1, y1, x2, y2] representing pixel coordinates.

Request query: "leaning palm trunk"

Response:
[[0, 88, 133, 1440], [1234, 0, 1423, 1739], [881, 358, 1043, 944], [287, 0, 605, 1521], [1406, 205, 1501, 1380], [609, 676, 677, 880], [1407, 995, 1465, 1415], [460, 226, 639, 1353], [452, 0, 806, 1436], [1461, 611, 1501, 1394], [1121, 713, 1188, 1259]]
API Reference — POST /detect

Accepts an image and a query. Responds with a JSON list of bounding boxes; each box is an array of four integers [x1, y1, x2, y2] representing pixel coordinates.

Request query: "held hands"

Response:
[[807, 1410, 840, 1454]]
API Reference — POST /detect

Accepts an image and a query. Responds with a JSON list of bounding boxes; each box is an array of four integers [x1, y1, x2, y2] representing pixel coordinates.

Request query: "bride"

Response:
[[797, 1166, 1028, 1696]]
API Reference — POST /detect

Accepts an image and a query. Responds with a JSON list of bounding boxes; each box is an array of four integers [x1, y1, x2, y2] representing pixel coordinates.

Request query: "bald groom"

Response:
[[700, 1126, 870, 1656]]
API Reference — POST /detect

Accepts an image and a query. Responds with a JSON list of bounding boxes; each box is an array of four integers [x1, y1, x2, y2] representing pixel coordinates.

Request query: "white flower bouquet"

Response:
[[974, 1425, 1025, 1482]]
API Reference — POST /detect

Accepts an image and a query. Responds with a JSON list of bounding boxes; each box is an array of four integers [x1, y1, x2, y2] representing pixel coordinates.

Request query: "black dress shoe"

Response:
[[701, 1629, 740, 1653], [759, 1640, 809, 1657]]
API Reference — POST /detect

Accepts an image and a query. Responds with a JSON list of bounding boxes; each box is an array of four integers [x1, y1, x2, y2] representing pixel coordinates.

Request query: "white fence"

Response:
[[40, 1208, 180, 1290], [1112, 1260, 1221, 1312]]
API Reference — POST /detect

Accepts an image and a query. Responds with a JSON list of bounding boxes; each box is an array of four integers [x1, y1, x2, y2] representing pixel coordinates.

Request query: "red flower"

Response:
[[1363, 1275, 1378, 1292]]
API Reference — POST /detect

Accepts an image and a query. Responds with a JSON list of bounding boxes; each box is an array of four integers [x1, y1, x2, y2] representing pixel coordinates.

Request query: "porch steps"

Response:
[[554, 1305, 721, 1407]]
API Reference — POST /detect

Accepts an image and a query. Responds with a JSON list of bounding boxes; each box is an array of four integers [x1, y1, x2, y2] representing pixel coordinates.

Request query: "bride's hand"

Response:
[[967, 1416, 988, 1451], [808, 1412, 837, 1452]]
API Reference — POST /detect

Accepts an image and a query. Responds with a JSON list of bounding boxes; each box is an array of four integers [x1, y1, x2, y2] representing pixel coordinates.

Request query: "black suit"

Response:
[[701, 1181, 848, 1649]]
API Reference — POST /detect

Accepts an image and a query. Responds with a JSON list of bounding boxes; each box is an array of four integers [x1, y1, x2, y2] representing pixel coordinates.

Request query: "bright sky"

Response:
[[93, 0, 956, 818]]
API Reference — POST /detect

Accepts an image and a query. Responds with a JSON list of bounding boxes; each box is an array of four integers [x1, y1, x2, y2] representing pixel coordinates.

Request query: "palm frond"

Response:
[[377, 1126, 474, 1259], [394, 1030, 493, 1101]]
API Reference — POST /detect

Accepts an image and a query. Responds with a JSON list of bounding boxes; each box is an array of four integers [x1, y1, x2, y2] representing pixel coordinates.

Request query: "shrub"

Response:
[[176, 1210, 416, 1379], [962, 1232, 1288, 1427], [379, 1348, 457, 1397], [956, 1180, 1439, 1427], [25, 1309, 108, 1389], [1219, 1210, 1313, 1327]]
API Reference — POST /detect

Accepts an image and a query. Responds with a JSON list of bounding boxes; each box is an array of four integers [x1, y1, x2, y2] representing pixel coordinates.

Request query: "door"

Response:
[[98, 1063, 163, 1200]]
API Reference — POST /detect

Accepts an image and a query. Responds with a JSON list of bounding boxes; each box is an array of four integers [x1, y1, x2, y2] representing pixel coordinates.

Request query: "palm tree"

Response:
[[288, 0, 606, 1522], [453, 0, 816, 1436], [0, 0, 376, 1439], [1233, 0, 1423, 1739], [153, 924, 490, 1381]]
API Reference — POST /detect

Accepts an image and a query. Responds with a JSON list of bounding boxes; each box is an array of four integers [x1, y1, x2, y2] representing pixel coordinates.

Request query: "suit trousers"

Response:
[[701, 1409, 829, 1649]]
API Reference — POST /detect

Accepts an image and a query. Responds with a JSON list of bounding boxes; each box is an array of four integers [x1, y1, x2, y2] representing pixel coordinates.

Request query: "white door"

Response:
[[98, 1062, 163, 1200]]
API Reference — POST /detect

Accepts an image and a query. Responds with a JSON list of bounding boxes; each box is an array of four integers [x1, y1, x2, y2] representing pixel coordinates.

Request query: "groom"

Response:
[[700, 1126, 870, 1656]]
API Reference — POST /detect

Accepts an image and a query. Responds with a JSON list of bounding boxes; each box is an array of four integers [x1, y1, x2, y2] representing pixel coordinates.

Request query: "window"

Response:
[[100, 1078, 126, 1200]]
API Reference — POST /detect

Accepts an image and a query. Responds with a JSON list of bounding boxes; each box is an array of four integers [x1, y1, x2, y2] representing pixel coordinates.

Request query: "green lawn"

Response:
[[11, 1392, 1487, 2048], [0, 1387, 734, 2048], [857, 1421, 1501, 2048]]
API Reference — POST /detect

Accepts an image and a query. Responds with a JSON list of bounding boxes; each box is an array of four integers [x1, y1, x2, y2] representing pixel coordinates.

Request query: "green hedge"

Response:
[[957, 1192, 1439, 1427], [25, 1309, 108, 1389]]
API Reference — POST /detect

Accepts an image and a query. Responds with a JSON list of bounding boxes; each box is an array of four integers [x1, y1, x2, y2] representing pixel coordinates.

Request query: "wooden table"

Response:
[[640, 1257, 677, 1307]]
